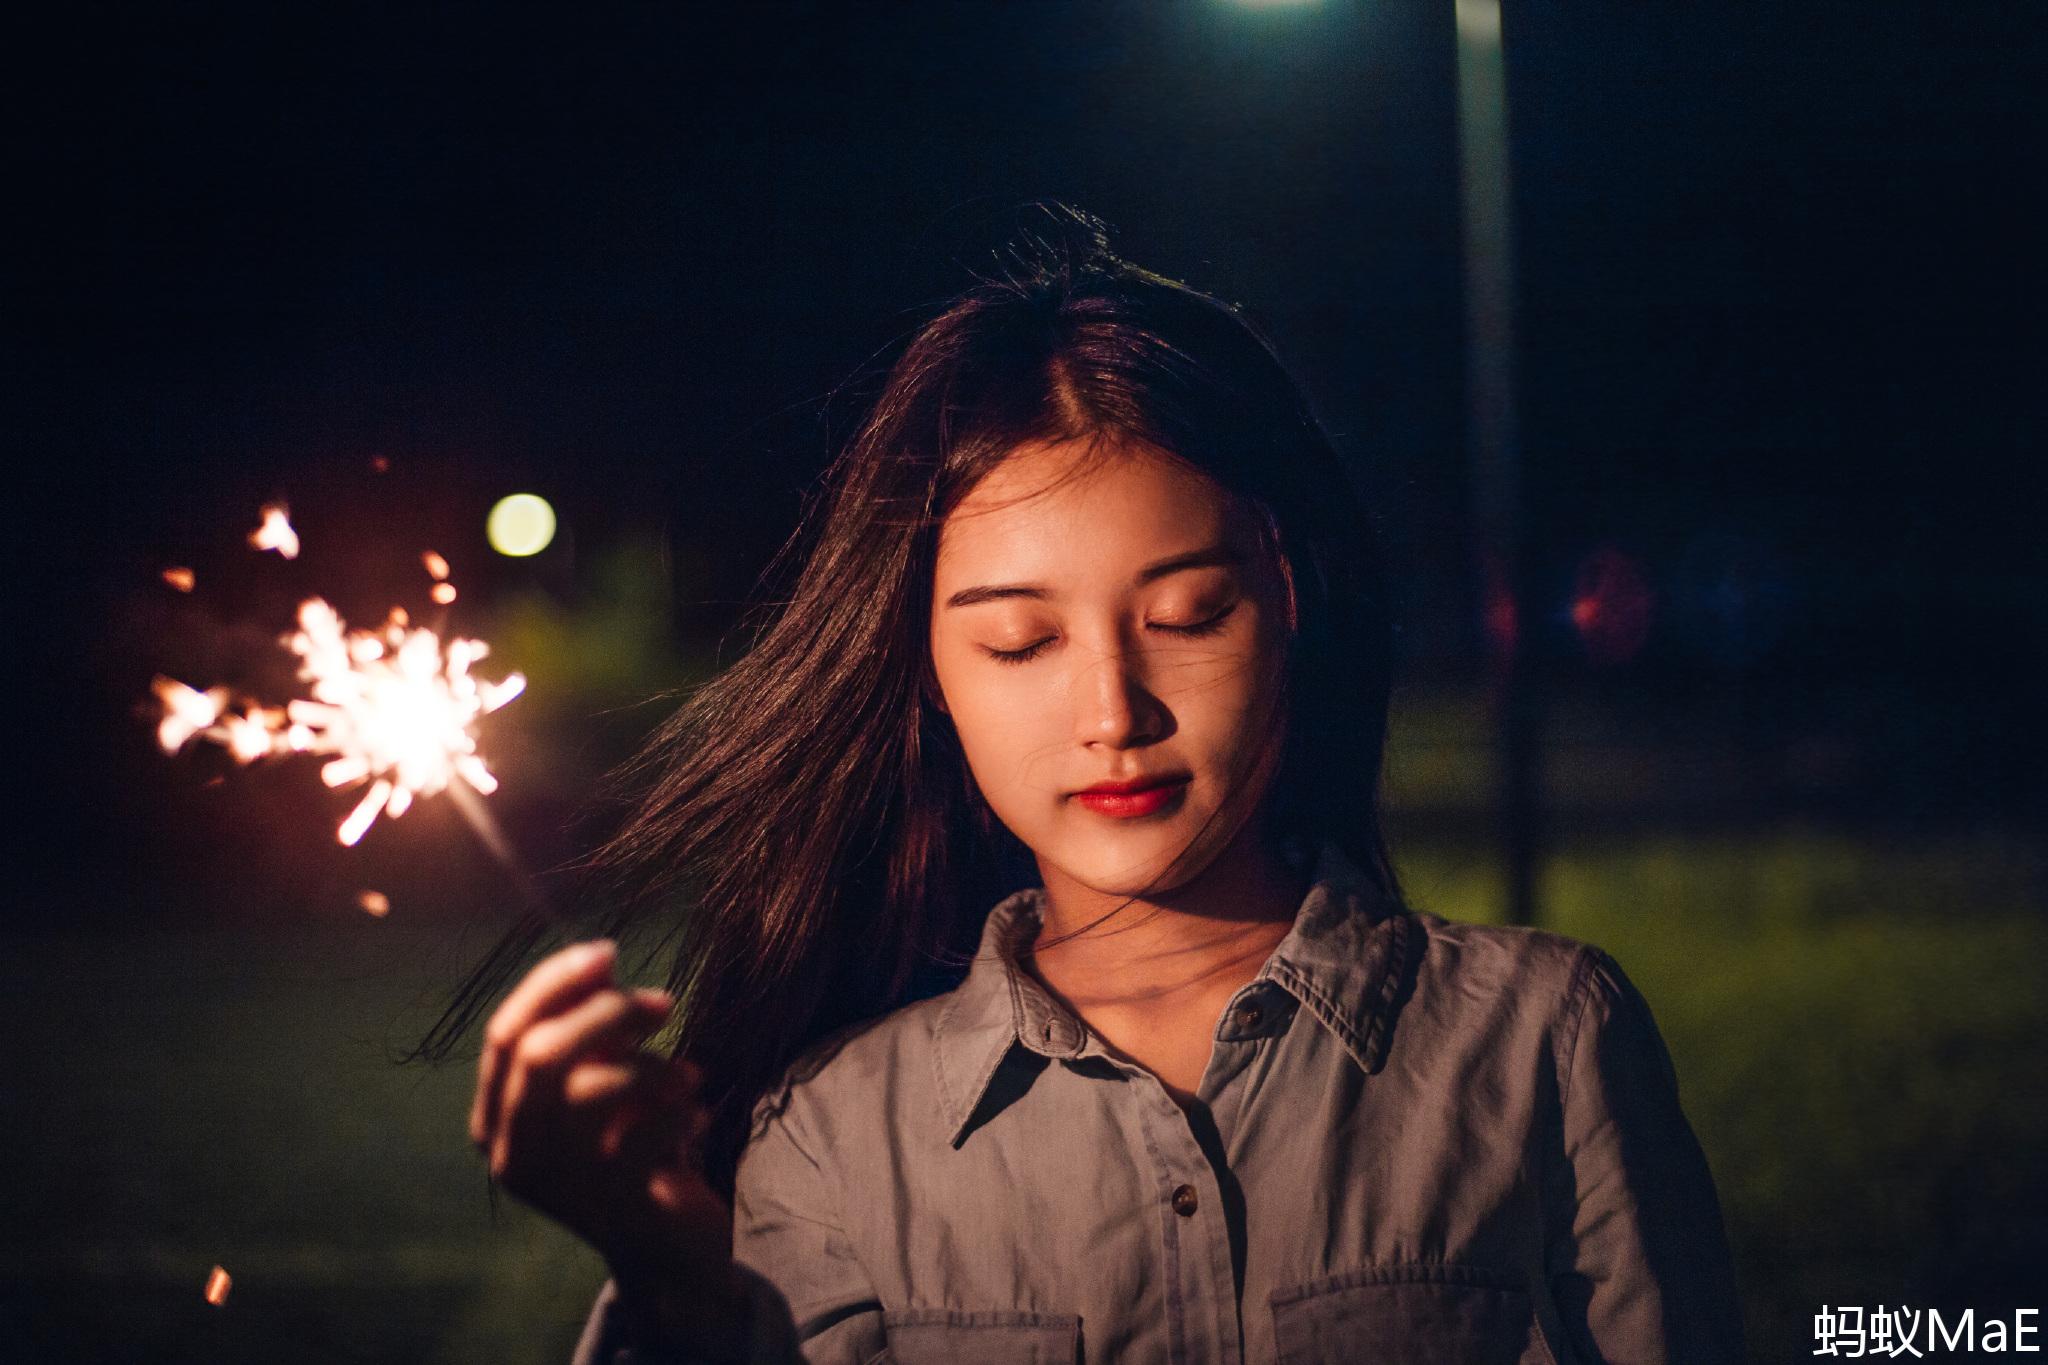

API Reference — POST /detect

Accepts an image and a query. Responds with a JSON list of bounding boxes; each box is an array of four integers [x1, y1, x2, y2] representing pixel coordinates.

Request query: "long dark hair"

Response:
[[416, 202, 1406, 1204]]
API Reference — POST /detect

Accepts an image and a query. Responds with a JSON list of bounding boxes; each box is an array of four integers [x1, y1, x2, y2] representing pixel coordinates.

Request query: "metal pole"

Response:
[[1454, 0, 1542, 926]]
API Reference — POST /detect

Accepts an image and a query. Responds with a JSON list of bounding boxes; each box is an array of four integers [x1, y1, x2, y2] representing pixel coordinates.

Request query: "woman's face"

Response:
[[929, 436, 1296, 898]]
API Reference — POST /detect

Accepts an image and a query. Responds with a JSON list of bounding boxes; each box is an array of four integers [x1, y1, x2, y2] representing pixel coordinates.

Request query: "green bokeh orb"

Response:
[[487, 493, 557, 557]]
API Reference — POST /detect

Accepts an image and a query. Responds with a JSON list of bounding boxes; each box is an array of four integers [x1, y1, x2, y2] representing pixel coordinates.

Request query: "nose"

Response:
[[1074, 638, 1163, 747]]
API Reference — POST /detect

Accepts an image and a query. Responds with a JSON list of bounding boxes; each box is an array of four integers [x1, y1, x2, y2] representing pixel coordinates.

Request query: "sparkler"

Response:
[[155, 595, 524, 848], [153, 507, 532, 876]]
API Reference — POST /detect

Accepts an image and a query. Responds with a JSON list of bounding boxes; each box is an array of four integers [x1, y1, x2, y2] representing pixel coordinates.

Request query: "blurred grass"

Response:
[[1395, 821, 2048, 1358], [0, 917, 608, 1364], [4, 823, 2040, 1360]]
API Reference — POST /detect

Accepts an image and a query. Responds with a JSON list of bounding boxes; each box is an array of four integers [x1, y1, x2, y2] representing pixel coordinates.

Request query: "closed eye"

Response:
[[1158, 604, 1236, 640], [982, 638, 1054, 665], [980, 604, 1238, 666]]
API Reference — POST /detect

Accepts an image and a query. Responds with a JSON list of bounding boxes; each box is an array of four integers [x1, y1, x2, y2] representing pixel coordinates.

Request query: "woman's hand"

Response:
[[469, 939, 739, 1306]]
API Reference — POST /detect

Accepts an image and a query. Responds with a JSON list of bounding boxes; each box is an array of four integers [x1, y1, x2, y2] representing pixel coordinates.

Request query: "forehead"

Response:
[[934, 438, 1241, 580]]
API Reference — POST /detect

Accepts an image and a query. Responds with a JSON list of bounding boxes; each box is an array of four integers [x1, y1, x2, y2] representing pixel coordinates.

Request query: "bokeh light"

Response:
[[1670, 529, 1796, 670], [1570, 544, 1657, 666], [487, 494, 557, 557]]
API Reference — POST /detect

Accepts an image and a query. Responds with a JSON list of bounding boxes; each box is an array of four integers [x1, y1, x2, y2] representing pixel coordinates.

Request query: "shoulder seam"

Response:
[[1556, 944, 1608, 1112]]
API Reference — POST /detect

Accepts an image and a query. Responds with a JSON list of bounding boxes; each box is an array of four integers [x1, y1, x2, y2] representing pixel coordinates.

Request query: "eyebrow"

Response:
[[942, 543, 1245, 610]]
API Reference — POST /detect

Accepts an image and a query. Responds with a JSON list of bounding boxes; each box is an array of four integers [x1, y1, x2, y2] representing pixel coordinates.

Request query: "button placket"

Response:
[[1136, 1086, 1242, 1365]]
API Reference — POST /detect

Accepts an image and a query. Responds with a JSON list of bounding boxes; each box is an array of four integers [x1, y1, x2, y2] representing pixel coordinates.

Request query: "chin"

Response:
[[1056, 822, 1220, 895]]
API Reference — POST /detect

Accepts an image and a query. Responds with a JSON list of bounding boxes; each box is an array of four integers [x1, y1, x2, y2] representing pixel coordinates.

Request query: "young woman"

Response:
[[453, 205, 1746, 1364]]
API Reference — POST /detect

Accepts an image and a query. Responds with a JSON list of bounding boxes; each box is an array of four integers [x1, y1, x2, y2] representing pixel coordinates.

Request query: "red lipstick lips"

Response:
[[1071, 773, 1191, 819]]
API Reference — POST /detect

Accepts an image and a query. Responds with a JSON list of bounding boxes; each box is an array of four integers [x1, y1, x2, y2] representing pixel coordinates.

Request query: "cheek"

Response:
[[1177, 642, 1286, 766], [933, 648, 1050, 770]]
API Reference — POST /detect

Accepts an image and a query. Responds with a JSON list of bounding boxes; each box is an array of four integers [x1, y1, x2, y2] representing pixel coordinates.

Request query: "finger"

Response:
[[621, 989, 676, 1049], [629, 987, 675, 1018], [562, 1058, 637, 1108], [515, 988, 664, 1079], [474, 940, 616, 1143], [493, 940, 621, 1050], [590, 1051, 699, 1164], [491, 989, 669, 1167], [471, 940, 618, 1147]]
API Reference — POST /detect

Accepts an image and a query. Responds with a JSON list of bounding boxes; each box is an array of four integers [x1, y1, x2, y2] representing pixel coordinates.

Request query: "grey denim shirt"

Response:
[[573, 841, 1745, 1364]]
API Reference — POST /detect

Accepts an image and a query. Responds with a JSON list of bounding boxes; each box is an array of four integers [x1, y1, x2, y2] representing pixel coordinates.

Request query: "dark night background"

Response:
[[9, 3, 2045, 1361]]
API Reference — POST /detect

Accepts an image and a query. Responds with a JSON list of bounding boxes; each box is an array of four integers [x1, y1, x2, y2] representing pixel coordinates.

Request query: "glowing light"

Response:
[[204, 1265, 232, 1306], [1454, 0, 1501, 42], [487, 494, 557, 557], [248, 504, 300, 559], [1570, 545, 1656, 666], [422, 551, 450, 581], [162, 566, 196, 592], [430, 582, 458, 605], [357, 889, 391, 917], [1479, 547, 1518, 661], [154, 596, 524, 847], [153, 677, 227, 753]]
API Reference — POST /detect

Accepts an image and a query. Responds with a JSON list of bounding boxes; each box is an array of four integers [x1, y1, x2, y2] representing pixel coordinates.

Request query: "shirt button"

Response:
[[1233, 1002, 1263, 1031], [1171, 1184, 1199, 1217]]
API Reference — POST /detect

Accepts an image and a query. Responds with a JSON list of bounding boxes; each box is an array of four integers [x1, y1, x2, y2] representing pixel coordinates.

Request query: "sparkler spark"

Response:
[[155, 596, 524, 846], [248, 503, 300, 559], [204, 1265, 232, 1306], [153, 677, 226, 753]]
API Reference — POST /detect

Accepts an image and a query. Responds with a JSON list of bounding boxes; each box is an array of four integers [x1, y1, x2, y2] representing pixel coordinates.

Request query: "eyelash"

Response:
[[982, 606, 1237, 666]]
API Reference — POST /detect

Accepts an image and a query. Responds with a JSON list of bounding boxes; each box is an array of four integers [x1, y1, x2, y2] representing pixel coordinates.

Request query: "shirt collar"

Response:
[[931, 839, 1418, 1148]]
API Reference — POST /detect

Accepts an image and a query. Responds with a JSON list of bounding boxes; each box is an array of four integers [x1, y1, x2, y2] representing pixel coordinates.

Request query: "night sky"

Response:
[[16, 2, 2045, 910]]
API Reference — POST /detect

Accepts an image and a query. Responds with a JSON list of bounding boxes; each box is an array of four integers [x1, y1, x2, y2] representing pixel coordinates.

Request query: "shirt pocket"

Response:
[[872, 1307, 1083, 1365], [1269, 1261, 1560, 1365]]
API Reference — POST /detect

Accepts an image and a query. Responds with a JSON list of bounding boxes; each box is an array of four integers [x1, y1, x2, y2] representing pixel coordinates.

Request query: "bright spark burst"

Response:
[[155, 597, 525, 846]]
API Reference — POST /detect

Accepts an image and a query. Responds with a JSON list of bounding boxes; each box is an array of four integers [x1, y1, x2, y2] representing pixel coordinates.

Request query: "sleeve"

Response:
[[1544, 947, 1748, 1365], [568, 1090, 886, 1365], [728, 1092, 887, 1362]]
